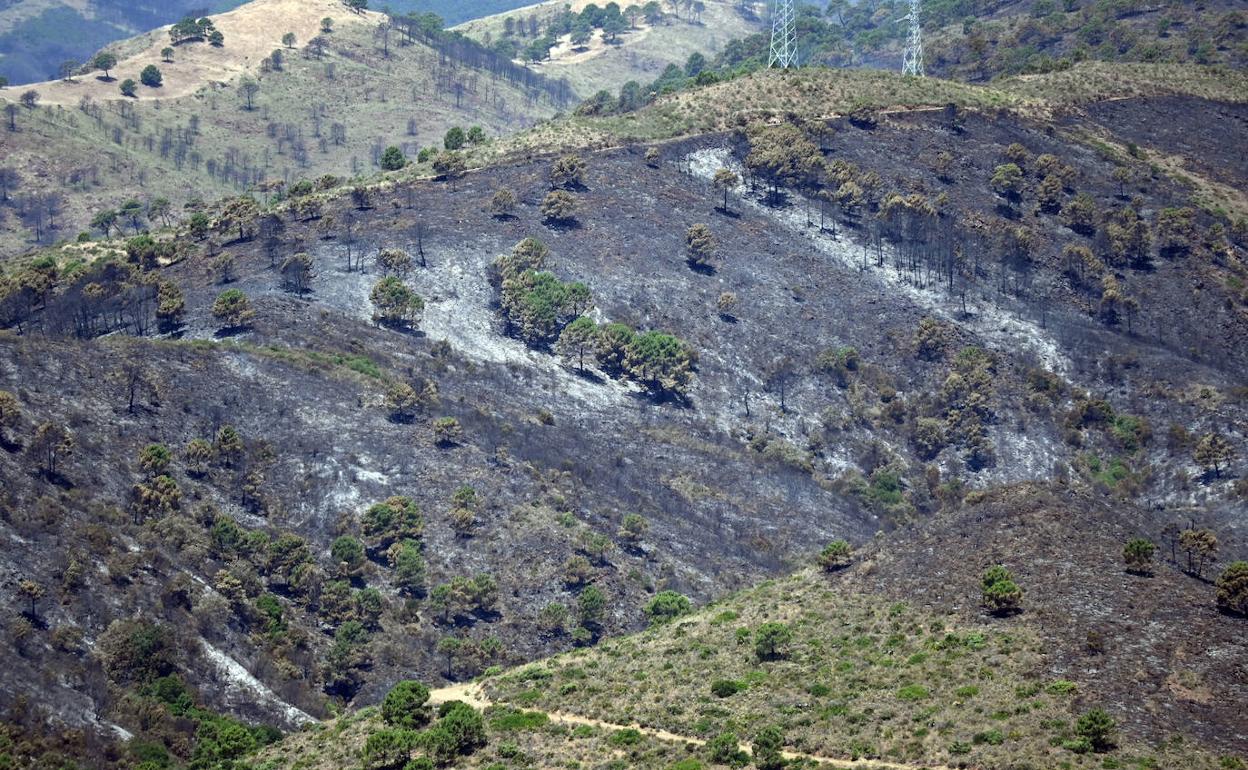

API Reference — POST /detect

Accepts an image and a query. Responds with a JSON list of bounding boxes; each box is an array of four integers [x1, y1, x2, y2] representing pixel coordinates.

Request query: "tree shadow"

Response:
[[714, 206, 741, 219], [543, 217, 582, 231], [686, 260, 716, 276], [214, 325, 251, 339]]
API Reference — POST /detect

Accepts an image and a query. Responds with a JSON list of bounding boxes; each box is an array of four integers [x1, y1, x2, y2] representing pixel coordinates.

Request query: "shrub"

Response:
[[706, 732, 747, 767], [362, 496, 423, 549], [437, 701, 487, 755], [212, 289, 254, 329], [1074, 708, 1116, 752], [817, 540, 852, 571], [362, 728, 419, 770], [381, 680, 431, 729], [380, 146, 406, 171], [710, 679, 745, 698], [981, 565, 1023, 615], [609, 728, 642, 747], [540, 190, 577, 224], [753, 622, 792, 661], [897, 684, 930, 701], [1216, 561, 1248, 616], [1122, 538, 1156, 575], [433, 417, 462, 447], [140, 65, 162, 87], [644, 591, 691, 626]]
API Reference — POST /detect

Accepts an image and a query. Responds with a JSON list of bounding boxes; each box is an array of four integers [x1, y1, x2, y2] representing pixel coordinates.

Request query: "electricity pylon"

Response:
[[901, 0, 924, 77], [768, 0, 797, 69]]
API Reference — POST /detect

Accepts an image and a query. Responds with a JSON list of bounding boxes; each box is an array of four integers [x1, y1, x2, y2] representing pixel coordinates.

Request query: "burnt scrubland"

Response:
[[0, 49, 1246, 770]]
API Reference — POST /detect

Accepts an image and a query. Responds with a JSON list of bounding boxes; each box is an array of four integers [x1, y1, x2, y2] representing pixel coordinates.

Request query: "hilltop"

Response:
[[455, 0, 765, 98]]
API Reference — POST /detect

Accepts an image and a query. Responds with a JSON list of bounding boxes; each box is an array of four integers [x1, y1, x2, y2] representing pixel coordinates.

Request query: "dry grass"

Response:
[[0, 0, 377, 104], [482, 569, 1238, 770]]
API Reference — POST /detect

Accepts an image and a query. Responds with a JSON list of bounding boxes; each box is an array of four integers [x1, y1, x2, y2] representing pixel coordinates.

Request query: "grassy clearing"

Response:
[[483, 569, 1237, 770]]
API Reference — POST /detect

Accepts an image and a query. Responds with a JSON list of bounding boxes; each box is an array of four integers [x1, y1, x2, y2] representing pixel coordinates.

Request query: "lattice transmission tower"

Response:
[[768, 0, 797, 69], [901, 0, 924, 76]]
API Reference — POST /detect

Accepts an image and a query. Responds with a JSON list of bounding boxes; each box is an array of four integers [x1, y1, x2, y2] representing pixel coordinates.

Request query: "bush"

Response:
[[96, 619, 177, 684], [705, 732, 747, 767], [380, 146, 407, 171], [753, 622, 792, 661], [362, 728, 419, 770], [1122, 538, 1156, 574], [981, 565, 1023, 615], [609, 728, 642, 746], [710, 679, 745, 698], [1074, 708, 1116, 752], [1216, 561, 1248, 616], [644, 591, 691, 626], [817, 540, 852, 571], [211, 289, 254, 329], [140, 64, 162, 87], [381, 680, 431, 729], [433, 417, 462, 447]]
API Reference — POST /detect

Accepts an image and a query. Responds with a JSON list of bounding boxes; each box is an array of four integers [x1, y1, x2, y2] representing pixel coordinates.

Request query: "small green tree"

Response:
[[381, 680, 431, 729], [140, 65, 163, 87], [211, 289, 254, 330], [556, 316, 597, 371], [685, 223, 715, 269], [548, 154, 587, 189], [1193, 432, 1235, 477], [93, 52, 118, 79], [578, 585, 606, 631], [751, 725, 785, 770], [1122, 538, 1156, 575], [330, 535, 365, 575], [713, 167, 739, 212], [444, 126, 466, 150], [321, 17, 334, 33], [1215, 561, 1248, 616], [817, 540, 852, 571], [706, 732, 747, 767], [981, 565, 1023, 615], [1074, 708, 1116, 752], [119, 78, 138, 97], [380, 145, 406, 171], [161, 47, 175, 62], [433, 416, 462, 447], [282, 32, 296, 48], [990, 163, 1024, 211], [370, 276, 423, 329], [138, 443, 172, 476], [754, 622, 792, 661], [490, 187, 516, 219], [617, 513, 648, 547], [540, 190, 577, 225]]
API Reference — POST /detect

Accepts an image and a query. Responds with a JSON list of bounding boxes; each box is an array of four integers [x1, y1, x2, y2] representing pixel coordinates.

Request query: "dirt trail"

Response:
[[428, 683, 956, 770]]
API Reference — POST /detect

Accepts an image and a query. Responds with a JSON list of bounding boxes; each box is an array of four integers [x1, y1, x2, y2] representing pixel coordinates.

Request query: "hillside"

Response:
[[1, 55, 1246, 769], [0, 0, 572, 257], [455, 0, 765, 99], [0, 0, 541, 86]]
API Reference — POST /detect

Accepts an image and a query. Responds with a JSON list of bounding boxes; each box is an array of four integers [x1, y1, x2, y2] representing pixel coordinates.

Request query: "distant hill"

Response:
[[0, 0, 571, 255], [0, 0, 539, 86]]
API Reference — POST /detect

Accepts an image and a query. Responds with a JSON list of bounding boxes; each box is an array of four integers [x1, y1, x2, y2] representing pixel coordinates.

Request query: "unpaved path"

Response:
[[429, 682, 956, 770]]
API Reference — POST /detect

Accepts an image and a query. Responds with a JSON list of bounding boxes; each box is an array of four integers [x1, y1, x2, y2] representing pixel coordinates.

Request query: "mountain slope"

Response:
[[0, 0, 571, 256]]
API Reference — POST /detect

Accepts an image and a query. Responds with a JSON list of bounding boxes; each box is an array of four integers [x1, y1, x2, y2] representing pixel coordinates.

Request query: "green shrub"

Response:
[[897, 684, 930, 701], [381, 680, 431, 729], [609, 728, 643, 747], [710, 679, 745, 698], [1074, 708, 1116, 752]]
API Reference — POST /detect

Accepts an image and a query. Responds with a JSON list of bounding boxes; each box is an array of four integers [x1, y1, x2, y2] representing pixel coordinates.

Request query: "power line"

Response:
[[901, 0, 924, 77], [768, 0, 797, 69]]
